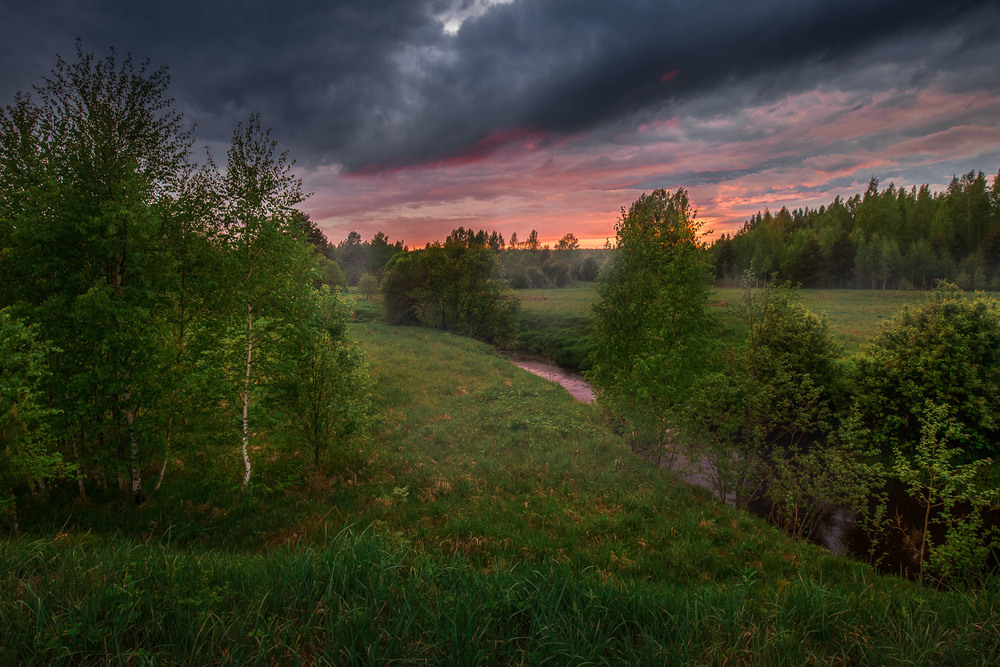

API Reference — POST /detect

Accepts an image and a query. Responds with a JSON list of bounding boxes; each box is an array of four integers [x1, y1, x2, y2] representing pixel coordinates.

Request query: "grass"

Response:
[[709, 287, 970, 352], [510, 285, 600, 369], [3, 320, 1000, 663], [510, 283, 998, 369]]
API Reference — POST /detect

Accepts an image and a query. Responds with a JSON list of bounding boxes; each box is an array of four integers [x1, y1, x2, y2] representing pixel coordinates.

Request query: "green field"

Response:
[[710, 287, 970, 351], [4, 320, 1000, 663], [513, 286, 600, 369], [511, 284, 994, 368]]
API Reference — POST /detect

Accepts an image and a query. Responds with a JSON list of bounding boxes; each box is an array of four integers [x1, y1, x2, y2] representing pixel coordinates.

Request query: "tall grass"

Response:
[[3, 528, 999, 665]]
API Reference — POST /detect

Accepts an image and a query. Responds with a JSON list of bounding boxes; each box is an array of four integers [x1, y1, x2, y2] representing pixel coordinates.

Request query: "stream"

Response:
[[501, 352, 595, 404], [500, 351, 983, 576], [501, 351, 864, 557]]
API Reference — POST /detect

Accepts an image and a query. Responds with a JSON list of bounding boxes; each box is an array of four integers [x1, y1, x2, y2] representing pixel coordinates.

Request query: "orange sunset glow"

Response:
[[2, 1, 999, 248]]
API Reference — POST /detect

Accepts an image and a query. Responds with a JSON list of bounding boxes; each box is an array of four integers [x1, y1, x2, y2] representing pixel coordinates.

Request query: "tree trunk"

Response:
[[240, 303, 254, 491], [158, 312, 186, 495], [7, 490, 17, 535], [71, 434, 86, 499], [124, 385, 144, 504], [155, 411, 173, 493]]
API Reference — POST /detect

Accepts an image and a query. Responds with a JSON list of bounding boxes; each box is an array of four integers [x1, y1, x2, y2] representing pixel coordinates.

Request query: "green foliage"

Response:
[[556, 232, 580, 250], [357, 272, 379, 300], [681, 281, 842, 506], [851, 284, 1000, 460], [498, 235, 606, 290], [381, 235, 520, 344], [319, 256, 347, 289], [0, 46, 372, 515], [763, 439, 876, 543], [334, 230, 405, 285], [578, 255, 601, 281], [275, 291, 376, 467], [589, 188, 714, 458], [0, 41, 194, 503], [892, 403, 999, 584], [714, 170, 1000, 290], [218, 113, 318, 491], [0, 309, 71, 531]]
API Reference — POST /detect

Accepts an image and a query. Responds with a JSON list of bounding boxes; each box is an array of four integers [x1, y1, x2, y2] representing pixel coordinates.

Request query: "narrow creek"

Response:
[[502, 351, 864, 557], [501, 352, 595, 404], [499, 352, 992, 578]]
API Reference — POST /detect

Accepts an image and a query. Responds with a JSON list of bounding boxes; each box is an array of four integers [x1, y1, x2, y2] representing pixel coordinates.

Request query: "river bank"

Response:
[[499, 348, 958, 577]]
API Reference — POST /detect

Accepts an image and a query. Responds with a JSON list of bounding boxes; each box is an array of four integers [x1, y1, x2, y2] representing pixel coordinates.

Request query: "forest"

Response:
[[712, 171, 1000, 289]]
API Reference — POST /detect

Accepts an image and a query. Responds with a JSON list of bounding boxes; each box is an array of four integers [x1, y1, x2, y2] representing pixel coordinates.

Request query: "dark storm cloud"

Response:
[[1, 0, 997, 170]]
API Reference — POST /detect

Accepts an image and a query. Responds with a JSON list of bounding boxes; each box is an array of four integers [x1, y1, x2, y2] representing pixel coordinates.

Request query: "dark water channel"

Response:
[[500, 352, 945, 575]]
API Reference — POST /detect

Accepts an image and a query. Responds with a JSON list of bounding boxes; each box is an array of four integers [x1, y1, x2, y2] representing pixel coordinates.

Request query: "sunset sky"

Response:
[[2, 0, 999, 247]]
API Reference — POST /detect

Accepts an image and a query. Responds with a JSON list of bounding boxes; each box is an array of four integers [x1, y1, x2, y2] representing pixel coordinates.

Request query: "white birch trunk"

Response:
[[154, 414, 171, 493], [124, 385, 143, 503], [240, 303, 254, 491], [71, 434, 86, 499]]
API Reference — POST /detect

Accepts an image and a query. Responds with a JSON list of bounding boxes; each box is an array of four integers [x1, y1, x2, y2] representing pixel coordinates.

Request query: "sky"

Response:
[[2, 0, 999, 248]]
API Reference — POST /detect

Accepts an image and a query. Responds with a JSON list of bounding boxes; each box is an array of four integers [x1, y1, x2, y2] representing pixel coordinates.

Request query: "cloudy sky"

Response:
[[2, 0, 999, 247]]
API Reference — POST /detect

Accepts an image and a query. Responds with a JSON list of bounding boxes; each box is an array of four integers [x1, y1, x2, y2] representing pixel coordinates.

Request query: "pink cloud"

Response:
[[304, 85, 1000, 248]]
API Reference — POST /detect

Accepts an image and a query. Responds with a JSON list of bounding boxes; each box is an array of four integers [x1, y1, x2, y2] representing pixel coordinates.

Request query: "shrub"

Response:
[[851, 283, 1000, 461]]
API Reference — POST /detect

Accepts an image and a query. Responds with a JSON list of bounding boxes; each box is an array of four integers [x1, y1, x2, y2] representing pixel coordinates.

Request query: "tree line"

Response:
[[591, 188, 1000, 585], [712, 171, 1000, 290], [0, 45, 372, 531], [328, 226, 606, 296]]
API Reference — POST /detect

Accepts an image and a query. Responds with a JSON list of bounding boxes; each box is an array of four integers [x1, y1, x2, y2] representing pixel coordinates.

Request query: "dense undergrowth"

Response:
[[3, 321, 1000, 663]]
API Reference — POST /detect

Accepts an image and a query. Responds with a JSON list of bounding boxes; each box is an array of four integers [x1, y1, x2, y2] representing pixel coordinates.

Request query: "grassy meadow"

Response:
[[4, 314, 1000, 663], [510, 283, 994, 370], [511, 286, 600, 369], [709, 287, 959, 352]]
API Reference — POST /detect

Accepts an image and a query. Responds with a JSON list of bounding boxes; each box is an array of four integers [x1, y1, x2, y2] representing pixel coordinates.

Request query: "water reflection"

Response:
[[501, 352, 595, 404]]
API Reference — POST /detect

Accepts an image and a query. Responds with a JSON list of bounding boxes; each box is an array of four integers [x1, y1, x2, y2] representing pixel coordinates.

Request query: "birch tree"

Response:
[[219, 114, 308, 491], [588, 188, 715, 463], [0, 42, 193, 503]]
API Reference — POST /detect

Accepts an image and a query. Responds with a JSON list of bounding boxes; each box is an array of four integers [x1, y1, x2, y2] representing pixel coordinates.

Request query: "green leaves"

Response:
[[588, 188, 714, 457], [891, 402, 999, 583], [851, 284, 1000, 460], [679, 281, 842, 506], [381, 235, 521, 345], [0, 308, 71, 530], [0, 46, 374, 516]]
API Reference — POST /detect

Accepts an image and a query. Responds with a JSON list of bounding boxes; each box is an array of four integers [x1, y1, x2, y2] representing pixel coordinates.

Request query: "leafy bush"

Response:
[[851, 284, 1000, 461], [681, 281, 843, 507], [381, 238, 520, 344]]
